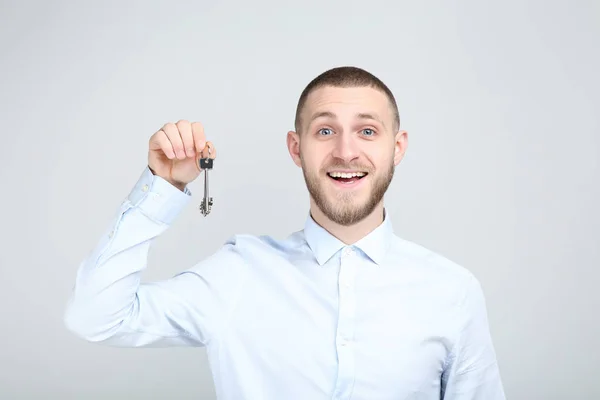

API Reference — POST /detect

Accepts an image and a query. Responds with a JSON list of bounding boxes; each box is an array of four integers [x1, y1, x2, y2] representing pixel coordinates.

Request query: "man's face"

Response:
[[288, 85, 407, 226]]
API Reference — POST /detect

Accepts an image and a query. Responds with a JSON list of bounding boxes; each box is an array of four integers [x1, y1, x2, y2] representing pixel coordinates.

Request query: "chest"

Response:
[[222, 260, 454, 398]]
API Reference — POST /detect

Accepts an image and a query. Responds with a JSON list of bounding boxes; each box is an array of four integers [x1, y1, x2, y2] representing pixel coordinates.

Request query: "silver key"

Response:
[[199, 142, 214, 216]]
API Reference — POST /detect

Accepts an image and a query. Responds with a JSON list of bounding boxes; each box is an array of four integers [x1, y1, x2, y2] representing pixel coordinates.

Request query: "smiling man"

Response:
[[288, 73, 401, 242], [64, 66, 506, 399]]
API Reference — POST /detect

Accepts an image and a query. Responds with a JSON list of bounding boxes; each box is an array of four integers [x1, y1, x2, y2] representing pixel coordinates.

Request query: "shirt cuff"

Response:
[[126, 166, 192, 225]]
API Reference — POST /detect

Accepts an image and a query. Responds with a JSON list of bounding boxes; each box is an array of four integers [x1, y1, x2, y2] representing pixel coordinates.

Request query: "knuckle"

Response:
[[150, 130, 164, 143], [176, 119, 190, 129], [162, 123, 176, 135]]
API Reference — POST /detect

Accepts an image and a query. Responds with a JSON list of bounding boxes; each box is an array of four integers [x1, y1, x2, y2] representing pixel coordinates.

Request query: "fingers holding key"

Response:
[[151, 128, 175, 159], [148, 120, 215, 188], [176, 120, 196, 158], [162, 122, 186, 160], [199, 141, 216, 171], [201, 141, 216, 160], [191, 122, 206, 154]]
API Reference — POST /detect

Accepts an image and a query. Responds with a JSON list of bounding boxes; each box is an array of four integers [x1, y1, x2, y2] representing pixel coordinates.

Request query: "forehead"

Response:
[[302, 86, 392, 122]]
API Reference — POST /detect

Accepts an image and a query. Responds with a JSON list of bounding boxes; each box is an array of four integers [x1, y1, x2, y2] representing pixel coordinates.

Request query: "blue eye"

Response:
[[318, 128, 333, 135], [362, 128, 375, 136]]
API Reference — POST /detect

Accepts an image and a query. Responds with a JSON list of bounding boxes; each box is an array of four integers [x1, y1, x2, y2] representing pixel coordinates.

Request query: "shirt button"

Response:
[[142, 184, 149, 192]]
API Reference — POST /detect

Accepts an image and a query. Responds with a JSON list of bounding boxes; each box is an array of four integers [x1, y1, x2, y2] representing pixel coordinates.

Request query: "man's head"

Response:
[[287, 66, 408, 226]]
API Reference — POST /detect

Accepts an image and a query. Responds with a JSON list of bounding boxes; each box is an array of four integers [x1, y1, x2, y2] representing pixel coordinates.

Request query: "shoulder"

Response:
[[389, 236, 491, 329], [388, 235, 486, 307], [391, 235, 476, 281], [220, 229, 308, 257]]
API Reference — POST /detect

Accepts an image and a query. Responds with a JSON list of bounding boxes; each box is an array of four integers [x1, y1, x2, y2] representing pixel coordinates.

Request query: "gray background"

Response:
[[1, 0, 598, 399]]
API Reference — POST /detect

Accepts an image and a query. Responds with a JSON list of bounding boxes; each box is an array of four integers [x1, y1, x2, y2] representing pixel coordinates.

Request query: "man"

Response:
[[64, 66, 505, 399]]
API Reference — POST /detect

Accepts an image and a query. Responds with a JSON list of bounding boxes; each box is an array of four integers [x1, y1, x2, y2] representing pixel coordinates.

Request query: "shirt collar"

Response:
[[303, 209, 394, 266]]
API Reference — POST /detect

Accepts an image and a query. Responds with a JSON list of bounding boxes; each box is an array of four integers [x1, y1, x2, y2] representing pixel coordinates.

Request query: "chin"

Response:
[[327, 191, 371, 211], [321, 201, 376, 226]]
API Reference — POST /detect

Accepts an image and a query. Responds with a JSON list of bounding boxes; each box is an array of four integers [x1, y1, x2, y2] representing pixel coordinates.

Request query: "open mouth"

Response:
[[327, 171, 368, 185]]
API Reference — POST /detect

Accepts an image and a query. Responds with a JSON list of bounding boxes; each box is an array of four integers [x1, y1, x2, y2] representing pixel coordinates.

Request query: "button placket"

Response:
[[332, 246, 357, 399]]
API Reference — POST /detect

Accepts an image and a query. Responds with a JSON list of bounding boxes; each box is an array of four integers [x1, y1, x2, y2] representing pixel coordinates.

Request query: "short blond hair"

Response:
[[294, 66, 400, 133]]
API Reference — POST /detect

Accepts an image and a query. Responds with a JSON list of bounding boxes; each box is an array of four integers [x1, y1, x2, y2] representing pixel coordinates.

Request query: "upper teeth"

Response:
[[329, 172, 366, 178]]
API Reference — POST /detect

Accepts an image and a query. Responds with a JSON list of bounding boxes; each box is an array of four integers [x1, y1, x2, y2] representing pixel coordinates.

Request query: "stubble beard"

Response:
[[301, 158, 395, 226]]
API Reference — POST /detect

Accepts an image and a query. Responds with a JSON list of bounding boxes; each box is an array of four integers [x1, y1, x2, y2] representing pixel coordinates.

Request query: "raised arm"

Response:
[[63, 121, 246, 348]]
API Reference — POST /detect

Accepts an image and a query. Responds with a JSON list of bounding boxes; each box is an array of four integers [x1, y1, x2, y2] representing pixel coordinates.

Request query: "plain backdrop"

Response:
[[1, 0, 598, 399]]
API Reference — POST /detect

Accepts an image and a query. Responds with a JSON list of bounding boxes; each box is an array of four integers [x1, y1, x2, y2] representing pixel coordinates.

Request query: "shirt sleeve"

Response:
[[63, 166, 248, 348], [441, 274, 506, 399]]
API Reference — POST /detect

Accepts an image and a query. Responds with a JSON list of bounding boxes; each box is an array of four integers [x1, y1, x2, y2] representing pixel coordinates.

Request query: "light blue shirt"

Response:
[[64, 166, 505, 400]]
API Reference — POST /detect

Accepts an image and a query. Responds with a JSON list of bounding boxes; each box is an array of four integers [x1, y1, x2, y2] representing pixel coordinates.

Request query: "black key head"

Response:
[[200, 158, 214, 169]]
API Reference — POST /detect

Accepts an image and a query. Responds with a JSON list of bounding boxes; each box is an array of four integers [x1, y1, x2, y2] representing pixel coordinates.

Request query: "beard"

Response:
[[301, 157, 395, 226]]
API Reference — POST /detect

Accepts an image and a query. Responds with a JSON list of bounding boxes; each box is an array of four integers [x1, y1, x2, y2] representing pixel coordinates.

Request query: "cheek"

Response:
[[375, 146, 396, 164], [367, 150, 390, 168], [301, 150, 327, 171], [300, 153, 321, 172]]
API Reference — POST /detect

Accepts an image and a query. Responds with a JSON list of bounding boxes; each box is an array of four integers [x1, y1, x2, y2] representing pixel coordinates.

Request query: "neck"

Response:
[[309, 201, 385, 245]]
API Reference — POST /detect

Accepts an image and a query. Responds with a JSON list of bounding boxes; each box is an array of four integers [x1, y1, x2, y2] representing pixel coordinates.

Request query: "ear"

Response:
[[393, 130, 408, 166], [287, 130, 302, 167]]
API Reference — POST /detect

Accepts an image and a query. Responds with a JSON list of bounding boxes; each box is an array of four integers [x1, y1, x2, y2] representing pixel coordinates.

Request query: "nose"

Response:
[[331, 134, 360, 163]]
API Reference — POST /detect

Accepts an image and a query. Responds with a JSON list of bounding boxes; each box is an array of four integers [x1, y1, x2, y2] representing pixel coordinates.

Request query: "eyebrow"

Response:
[[309, 111, 385, 127]]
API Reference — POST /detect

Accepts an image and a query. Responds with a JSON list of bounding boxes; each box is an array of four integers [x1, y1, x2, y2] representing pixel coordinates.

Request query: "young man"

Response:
[[64, 66, 505, 399]]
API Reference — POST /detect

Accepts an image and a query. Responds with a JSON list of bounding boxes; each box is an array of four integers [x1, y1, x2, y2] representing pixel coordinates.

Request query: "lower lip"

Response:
[[328, 175, 368, 189]]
